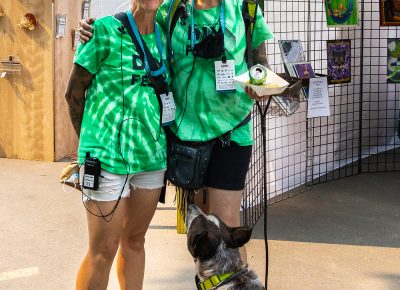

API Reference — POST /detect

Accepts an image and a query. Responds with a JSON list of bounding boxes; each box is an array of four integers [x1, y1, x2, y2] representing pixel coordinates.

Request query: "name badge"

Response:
[[160, 92, 176, 126], [215, 60, 236, 93]]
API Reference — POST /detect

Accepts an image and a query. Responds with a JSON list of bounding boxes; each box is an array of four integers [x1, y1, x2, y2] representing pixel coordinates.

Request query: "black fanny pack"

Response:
[[166, 114, 251, 190]]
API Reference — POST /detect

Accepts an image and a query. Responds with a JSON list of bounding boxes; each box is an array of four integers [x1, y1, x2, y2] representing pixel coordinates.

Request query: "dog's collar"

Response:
[[196, 264, 248, 290]]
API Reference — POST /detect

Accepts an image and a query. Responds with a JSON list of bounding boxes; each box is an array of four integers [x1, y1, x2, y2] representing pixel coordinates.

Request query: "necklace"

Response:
[[326, 0, 354, 24]]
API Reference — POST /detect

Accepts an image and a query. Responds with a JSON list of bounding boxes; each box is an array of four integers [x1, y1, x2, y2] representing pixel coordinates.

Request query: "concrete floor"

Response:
[[0, 158, 399, 290]]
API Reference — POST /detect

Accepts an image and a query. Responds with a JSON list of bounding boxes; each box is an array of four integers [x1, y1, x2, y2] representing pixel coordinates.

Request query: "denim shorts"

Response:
[[80, 167, 166, 202]]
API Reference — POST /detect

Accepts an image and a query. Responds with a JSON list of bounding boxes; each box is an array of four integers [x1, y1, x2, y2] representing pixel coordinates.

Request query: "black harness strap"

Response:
[[114, 12, 168, 95], [219, 113, 252, 147], [242, 0, 259, 68]]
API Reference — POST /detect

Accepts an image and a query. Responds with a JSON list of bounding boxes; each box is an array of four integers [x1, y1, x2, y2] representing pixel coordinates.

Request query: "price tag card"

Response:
[[307, 77, 331, 118], [215, 60, 236, 93], [160, 92, 176, 126]]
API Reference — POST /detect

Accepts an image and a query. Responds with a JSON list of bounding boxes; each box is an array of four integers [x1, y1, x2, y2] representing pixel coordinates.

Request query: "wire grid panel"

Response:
[[242, 0, 311, 227], [360, 0, 400, 172], [307, 0, 363, 183]]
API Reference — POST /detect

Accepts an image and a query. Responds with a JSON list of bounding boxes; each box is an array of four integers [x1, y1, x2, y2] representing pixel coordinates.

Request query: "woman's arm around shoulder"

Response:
[[65, 65, 94, 136]]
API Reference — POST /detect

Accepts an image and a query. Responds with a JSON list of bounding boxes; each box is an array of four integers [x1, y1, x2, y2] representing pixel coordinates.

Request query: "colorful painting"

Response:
[[380, 0, 400, 26], [387, 39, 400, 83], [324, 0, 359, 26], [327, 40, 351, 84]]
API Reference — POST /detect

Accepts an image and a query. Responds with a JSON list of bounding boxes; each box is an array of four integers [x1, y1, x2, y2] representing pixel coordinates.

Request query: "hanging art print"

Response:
[[380, 0, 400, 26], [324, 0, 359, 26], [327, 40, 351, 84], [387, 39, 400, 83]]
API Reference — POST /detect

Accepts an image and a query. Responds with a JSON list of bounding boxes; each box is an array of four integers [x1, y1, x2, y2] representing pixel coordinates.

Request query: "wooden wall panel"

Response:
[[54, 0, 81, 160], [0, 0, 54, 161]]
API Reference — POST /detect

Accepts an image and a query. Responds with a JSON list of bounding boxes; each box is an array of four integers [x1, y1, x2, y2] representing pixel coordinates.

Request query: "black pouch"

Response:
[[166, 132, 215, 190], [192, 26, 224, 59]]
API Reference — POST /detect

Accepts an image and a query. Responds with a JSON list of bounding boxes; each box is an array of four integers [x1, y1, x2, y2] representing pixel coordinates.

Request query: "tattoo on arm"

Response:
[[253, 42, 271, 69], [65, 64, 94, 136]]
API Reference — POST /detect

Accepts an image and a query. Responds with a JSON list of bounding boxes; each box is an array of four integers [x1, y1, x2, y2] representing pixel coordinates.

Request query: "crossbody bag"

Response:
[[166, 114, 251, 190]]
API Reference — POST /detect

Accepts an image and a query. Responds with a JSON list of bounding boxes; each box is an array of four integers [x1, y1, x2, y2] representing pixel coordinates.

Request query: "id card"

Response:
[[160, 92, 176, 126], [215, 60, 236, 93]]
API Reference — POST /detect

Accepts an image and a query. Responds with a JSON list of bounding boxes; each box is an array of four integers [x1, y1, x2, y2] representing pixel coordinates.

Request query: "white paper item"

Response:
[[234, 68, 289, 96], [160, 92, 176, 125], [215, 60, 236, 92], [307, 77, 330, 118]]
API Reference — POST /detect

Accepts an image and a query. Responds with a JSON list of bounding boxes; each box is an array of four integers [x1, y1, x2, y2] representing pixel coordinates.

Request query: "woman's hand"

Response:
[[78, 17, 96, 44], [245, 86, 270, 102]]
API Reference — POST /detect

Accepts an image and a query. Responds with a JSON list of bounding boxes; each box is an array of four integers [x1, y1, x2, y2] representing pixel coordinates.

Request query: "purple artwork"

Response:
[[293, 62, 316, 79], [327, 40, 351, 84]]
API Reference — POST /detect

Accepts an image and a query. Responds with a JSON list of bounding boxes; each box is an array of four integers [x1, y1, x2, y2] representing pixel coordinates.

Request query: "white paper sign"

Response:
[[56, 14, 67, 39], [307, 77, 330, 118]]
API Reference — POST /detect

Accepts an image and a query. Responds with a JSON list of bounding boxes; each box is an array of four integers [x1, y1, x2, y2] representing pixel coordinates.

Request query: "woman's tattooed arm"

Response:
[[253, 42, 271, 69], [65, 64, 94, 136]]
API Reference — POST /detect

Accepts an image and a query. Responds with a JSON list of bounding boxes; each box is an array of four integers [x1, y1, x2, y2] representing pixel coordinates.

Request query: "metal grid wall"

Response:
[[308, 0, 363, 183], [360, 0, 400, 172], [242, 0, 400, 227], [243, 0, 312, 226]]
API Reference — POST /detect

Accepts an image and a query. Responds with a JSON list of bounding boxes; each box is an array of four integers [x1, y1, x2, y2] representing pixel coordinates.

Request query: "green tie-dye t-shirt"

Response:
[[74, 16, 167, 174], [157, 0, 274, 145]]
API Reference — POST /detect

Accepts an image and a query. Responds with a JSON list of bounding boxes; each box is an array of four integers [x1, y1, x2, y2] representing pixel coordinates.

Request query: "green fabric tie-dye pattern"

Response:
[[74, 16, 167, 175], [157, 0, 274, 145]]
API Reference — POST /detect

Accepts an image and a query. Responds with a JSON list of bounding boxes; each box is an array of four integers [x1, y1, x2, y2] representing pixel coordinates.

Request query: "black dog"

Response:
[[186, 204, 265, 290]]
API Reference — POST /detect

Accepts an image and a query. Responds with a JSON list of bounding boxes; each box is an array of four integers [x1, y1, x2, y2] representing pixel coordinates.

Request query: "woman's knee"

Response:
[[88, 239, 120, 265], [207, 188, 243, 227], [121, 232, 146, 253]]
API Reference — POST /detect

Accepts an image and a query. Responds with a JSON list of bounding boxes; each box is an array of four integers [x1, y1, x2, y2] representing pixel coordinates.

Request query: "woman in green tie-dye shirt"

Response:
[[156, 0, 274, 263], [66, 0, 168, 289], [79, 0, 273, 265]]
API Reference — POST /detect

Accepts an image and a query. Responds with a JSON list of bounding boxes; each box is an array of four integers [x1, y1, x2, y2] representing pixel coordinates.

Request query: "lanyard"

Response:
[[190, 0, 225, 51], [127, 11, 166, 77]]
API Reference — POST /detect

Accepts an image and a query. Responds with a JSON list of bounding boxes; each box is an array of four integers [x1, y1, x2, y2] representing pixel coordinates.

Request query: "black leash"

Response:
[[256, 97, 272, 289]]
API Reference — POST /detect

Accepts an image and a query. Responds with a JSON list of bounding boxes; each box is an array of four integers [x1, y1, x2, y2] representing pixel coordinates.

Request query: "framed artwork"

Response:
[[278, 40, 305, 64], [278, 40, 305, 76], [292, 62, 316, 98], [273, 95, 300, 116], [327, 40, 351, 84], [387, 39, 400, 83], [324, 0, 359, 26], [380, 0, 400, 26], [293, 62, 316, 79]]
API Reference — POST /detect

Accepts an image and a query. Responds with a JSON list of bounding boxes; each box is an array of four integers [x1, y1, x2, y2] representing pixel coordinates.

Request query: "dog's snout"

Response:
[[186, 204, 204, 229], [187, 204, 203, 217]]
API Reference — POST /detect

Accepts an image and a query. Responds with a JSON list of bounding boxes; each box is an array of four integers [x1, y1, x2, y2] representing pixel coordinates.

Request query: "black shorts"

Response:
[[203, 141, 252, 191]]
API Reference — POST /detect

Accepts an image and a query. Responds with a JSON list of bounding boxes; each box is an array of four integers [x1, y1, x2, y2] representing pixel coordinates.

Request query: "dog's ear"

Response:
[[188, 229, 221, 261], [224, 226, 253, 248]]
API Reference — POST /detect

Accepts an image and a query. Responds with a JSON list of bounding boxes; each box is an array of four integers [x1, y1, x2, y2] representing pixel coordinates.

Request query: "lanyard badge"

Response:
[[160, 92, 176, 126], [127, 11, 176, 125], [215, 59, 236, 93]]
